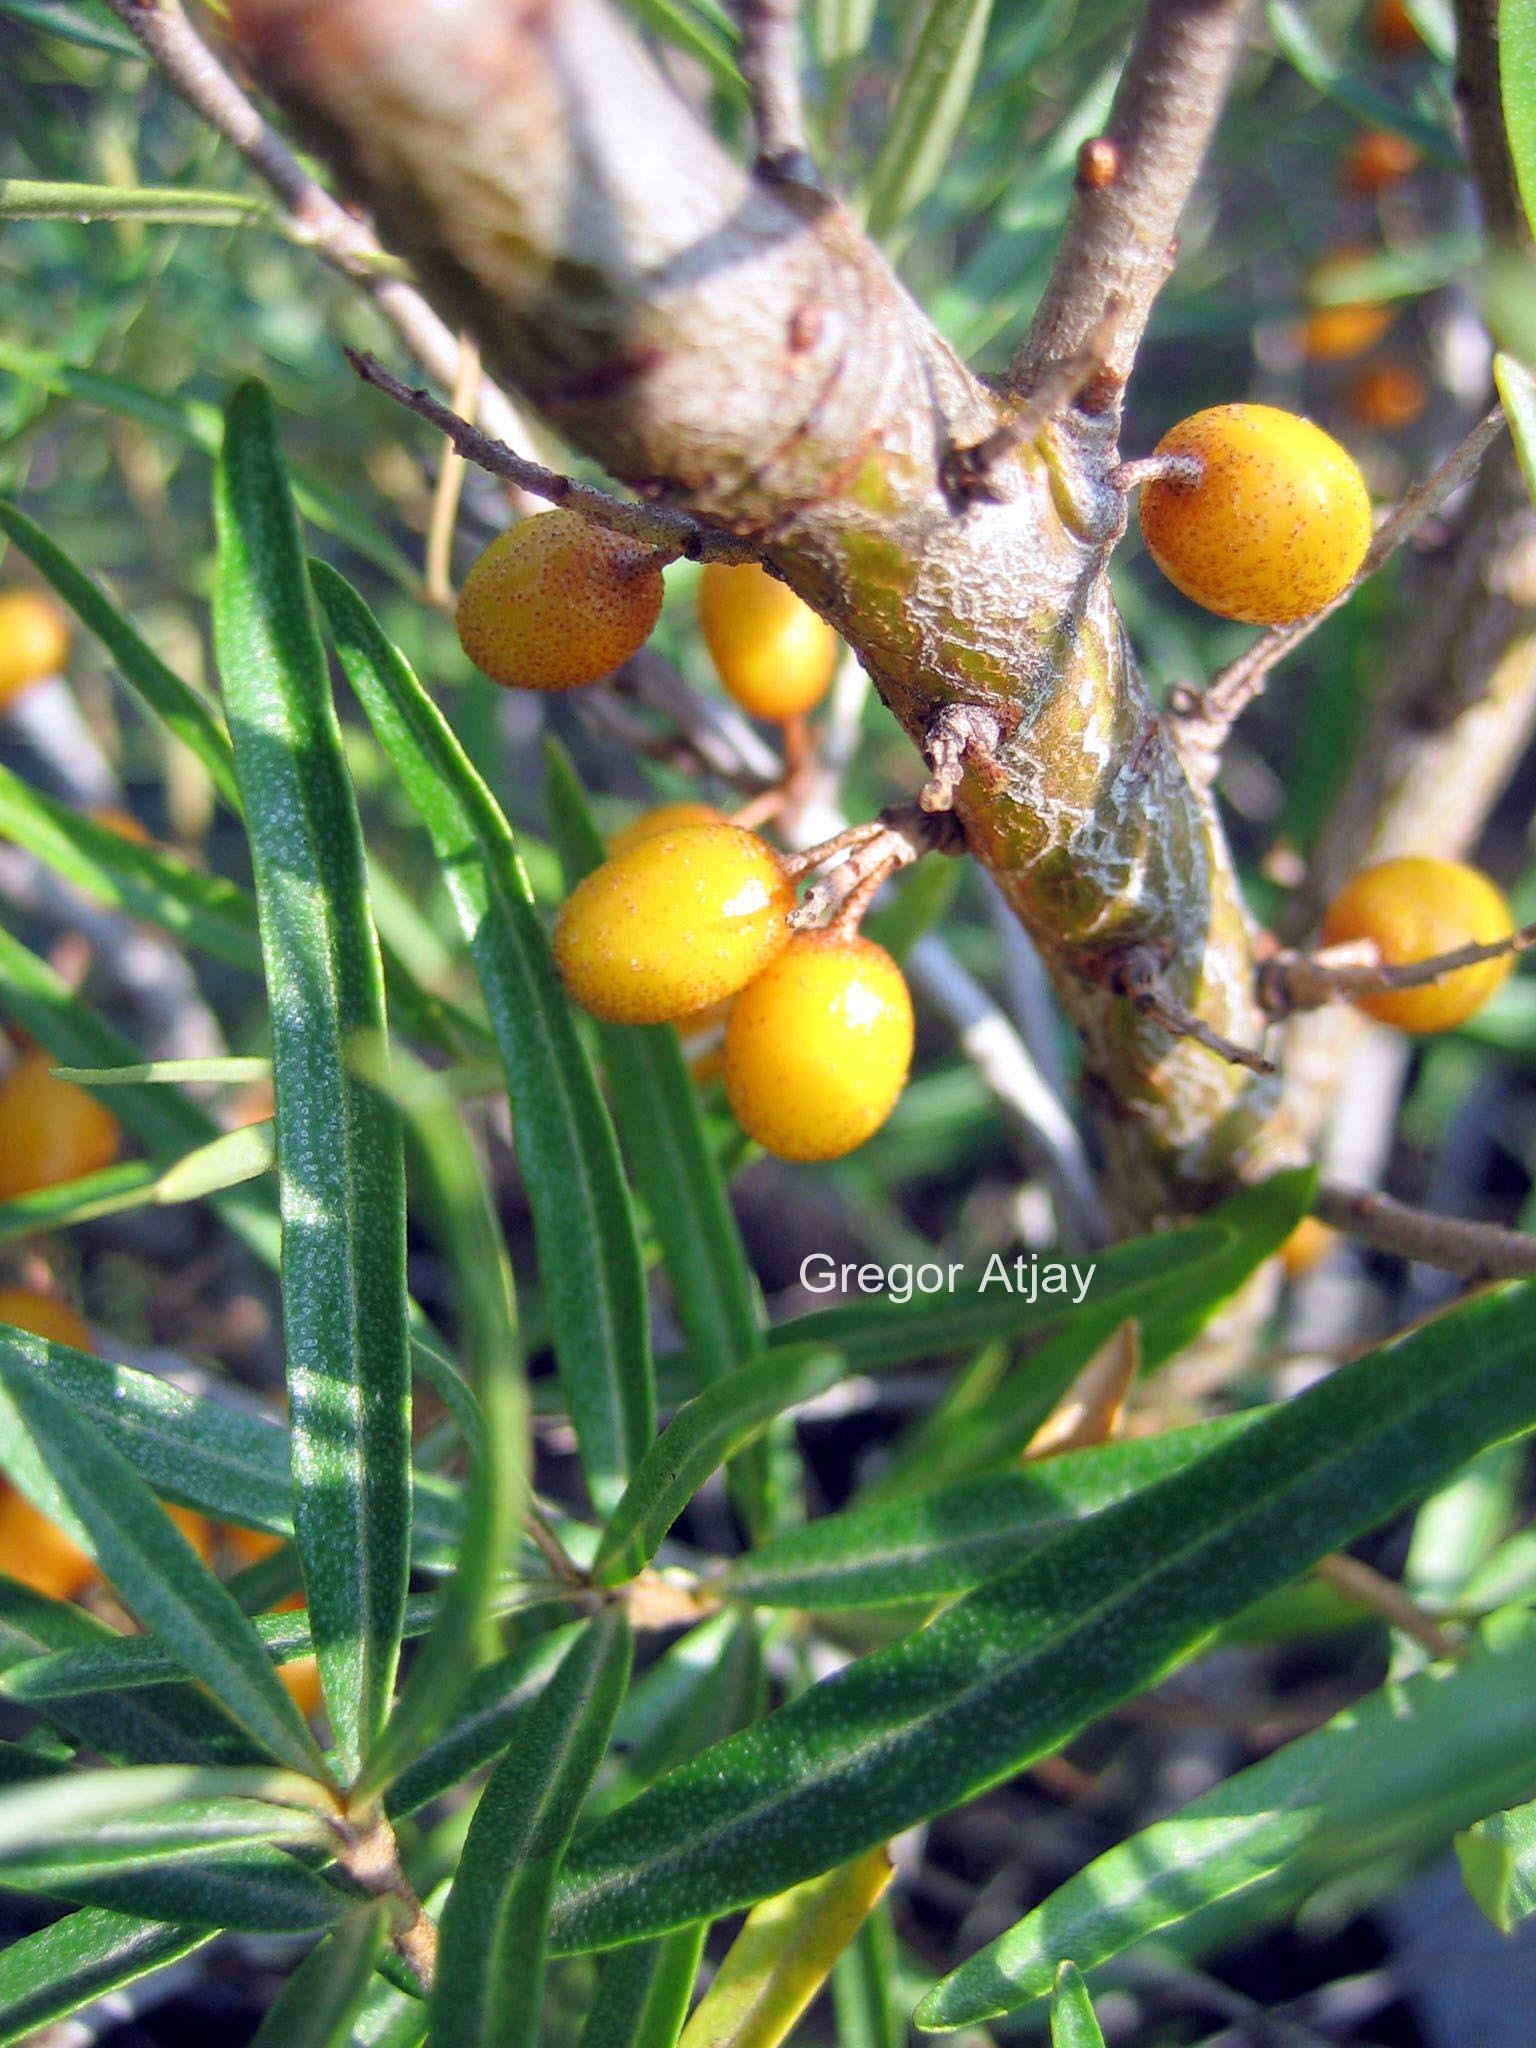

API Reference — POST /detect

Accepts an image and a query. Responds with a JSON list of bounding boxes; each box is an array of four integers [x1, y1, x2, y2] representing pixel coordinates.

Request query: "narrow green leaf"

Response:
[[581, 1927, 706, 2048], [0, 1335, 327, 1777], [551, 1279, 1536, 1952], [250, 1904, 389, 2048], [0, 0, 144, 55], [433, 1610, 633, 2048], [1458, 1795, 1536, 1932], [721, 1414, 1255, 1609], [1050, 1964, 1105, 2048], [312, 559, 652, 1514], [830, 1902, 901, 2048], [0, 178, 271, 228], [921, 1607, 1536, 2028], [354, 1053, 527, 1800], [0, 1158, 160, 1241], [1501, 0, 1536, 240], [544, 742, 768, 1532], [214, 383, 411, 1783], [0, 760, 260, 969], [598, 1611, 765, 1820], [0, 500, 241, 809], [385, 1627, 583, 1821], [616, 0, 745, 98], [25, 1844, 347, 1934], [0, 1764, 335, 1863], [593, 1349, 842, 1586], [1266, 2, 1461, 160], [0, 1908, 210, 2048], [864, 0, 997, 240]]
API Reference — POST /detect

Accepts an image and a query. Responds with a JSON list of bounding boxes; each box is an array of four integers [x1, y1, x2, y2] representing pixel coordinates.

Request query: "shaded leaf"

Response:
[[1050, 1964, 1104, 2048], [0, 1907, 209, 2048], [250, 1904, 389, 2048]]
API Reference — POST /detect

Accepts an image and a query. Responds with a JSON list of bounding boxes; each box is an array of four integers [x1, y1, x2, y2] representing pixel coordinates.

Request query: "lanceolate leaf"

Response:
[[0, 1907, 210, 2048], [921, 1608, 1536, 2028], [433, 1611, 633, 2048], [0, 1338, 326, 1777], [214, 383, 411, 1784], [580, 1927, 707, 2048], [0, 498, 241, 809], [592, 1349, 843, 1586], [1495, 353, 1536, 514], [248, 1903, 389, 2048], [721, 1414, 1255, 1609], [313, 560, 652, 1514], [1049, 1965, 1105, 2048], [385, 1628, 583, 1822], [1500, 0, 1536, 241], [550, 1278, 1536, 1952], [864, 0, 997, 240], [1457, 1794, 1536, 1934]]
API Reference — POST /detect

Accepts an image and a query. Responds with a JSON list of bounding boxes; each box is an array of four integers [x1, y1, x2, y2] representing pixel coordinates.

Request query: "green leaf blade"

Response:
[[214, 383, 411, 1784]]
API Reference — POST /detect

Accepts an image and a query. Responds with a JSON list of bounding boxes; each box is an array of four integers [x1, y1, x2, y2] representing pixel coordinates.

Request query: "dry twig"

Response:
[[1260, 919, 1536, 1016], [736, 0, 823, 191], [1314, 1180, 1536, 1279]]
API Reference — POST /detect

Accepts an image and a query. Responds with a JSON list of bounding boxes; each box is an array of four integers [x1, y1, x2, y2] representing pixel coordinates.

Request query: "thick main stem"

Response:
[[226, 0, 1281, 1219]]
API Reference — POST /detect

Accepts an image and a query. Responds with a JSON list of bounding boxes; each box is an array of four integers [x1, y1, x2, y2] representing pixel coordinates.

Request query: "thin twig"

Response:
[[1008, 0, 1256, 399], [736, 0, 824, 192], [1260, 918, 1536, 1016], [1172, 408, 1508, 775], [332, 1811, 439, 1991], [102, 0, 533, 457], [1314, 1180, 1536, 1278], [424, 333, 479, 608], [524, 1504, 586, 1587], [1314, 1553, 1459, 1661], [348, 351, 756, 564], [1098, 945, 1275, 1074]]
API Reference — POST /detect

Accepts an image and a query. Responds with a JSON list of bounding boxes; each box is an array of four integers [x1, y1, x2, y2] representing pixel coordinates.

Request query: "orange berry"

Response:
[[1344, 361, 1428, 431], [1320, 856, 1515, 1032], [554, 825, 794, 1025], [455, 510, 665, 691], [0, 1286, 92, 1352], [1371, 0, 1421, 54], [1279, 1218, 1339, 1278], [88, 806, 155, 847], [222, 1524, 322, 1716], [608, 801, 726, 855], [0, 1055, 120, 1202], [1138, 405, 1372, 624], [0, 1486, 96, 1600], [724, 932, 913, 1162], [0, 591, 69, 711], [1300, 250, 1396, 363], [1342, 129, 1420, 196], [697, 562, 839, 721]]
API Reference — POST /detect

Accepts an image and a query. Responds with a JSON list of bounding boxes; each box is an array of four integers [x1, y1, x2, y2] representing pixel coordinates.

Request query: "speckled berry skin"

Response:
[[698, 561, 839, 721], [724, 932, 913, 1162], [553, 824, 794, 1025], [0, 590, 69, 709], [1138, 405, 1372, 625], [1320, 856, 1515, 1033], [0, 1054, 120, 1201], [455, 509, 665, 691], [608, 800, 726, 855]]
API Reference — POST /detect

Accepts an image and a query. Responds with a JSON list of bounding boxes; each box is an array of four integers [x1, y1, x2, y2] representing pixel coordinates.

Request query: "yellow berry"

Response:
[[1320, 856, 1515, 1032], [1279, 1218, 1338, 1279], [553, 824, 794, 1025], [724, 932, 913, 1162], [223, 1524, 324, 1715], [455, 509, 665, 691], [0, 590, 69, 710], [1344, 361, 1428, 431], [698, 562, 839, 721], [1300, 249, 1397, 363], [608, 801, 726, 856], [0, 1055, 120, 1202], [1371, 0, 1421, 53], [0, 1486, 96, 1600], [1138, 405, 1372, 624], [0, 1286, 92, 1352], [89, 805, 155, 847]]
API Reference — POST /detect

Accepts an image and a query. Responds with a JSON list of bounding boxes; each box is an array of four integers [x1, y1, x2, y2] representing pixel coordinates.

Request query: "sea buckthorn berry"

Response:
[[1300, 250, 1395, 363], [697, 561, 839, 722], [89, 805, 155, 847], [0, 1486, 96, 1600], [1320, 856, 1515, 1033], [0, 1286, 92, 1352], [724, 932, 913, 1162], [1344, 361, 1428, 431], [0, 1054, 121, 1202], [554, 824, 794, 1025], [1342, 129, 1420, 196], [224, 1524, 323, 1715], [0, 590, 69, 710], [608, 801, 726, 856], [455, 509, 665, 692], [1279, 1217, 1338, 1279], [1138, 405, 1372, 625], [1371, 0, 1421, 53]]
